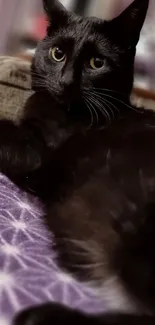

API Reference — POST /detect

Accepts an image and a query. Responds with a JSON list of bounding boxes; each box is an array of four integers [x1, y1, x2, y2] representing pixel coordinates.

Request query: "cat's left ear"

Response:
[[110, 0, 149, 47], [43, 0, 68, 28]]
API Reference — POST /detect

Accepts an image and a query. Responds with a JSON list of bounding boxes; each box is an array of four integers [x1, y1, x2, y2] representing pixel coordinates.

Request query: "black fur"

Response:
[[0, 0, 154, 324], [14, 303, 155, 325]]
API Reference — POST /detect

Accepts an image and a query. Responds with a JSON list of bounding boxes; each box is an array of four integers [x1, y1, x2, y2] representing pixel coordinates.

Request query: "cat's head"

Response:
[[32, 0, 149, 123]]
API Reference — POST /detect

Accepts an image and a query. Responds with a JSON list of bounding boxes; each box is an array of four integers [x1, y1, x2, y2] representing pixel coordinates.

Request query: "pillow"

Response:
[[0, 56, 33, 123]]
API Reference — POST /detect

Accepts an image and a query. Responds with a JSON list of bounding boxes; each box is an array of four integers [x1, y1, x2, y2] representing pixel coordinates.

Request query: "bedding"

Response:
[[0, 174, 103, 325]]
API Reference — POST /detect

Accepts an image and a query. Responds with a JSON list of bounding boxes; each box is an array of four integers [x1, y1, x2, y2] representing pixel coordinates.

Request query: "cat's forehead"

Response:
[[53, 15, 106, 44]]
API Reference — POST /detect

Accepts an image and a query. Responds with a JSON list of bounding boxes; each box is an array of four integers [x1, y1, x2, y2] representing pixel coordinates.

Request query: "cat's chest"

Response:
[[99, 276, 151, 316], [40, 113, 155, 206], [59, 132, 155, 205], [73, 121, 155, 204]]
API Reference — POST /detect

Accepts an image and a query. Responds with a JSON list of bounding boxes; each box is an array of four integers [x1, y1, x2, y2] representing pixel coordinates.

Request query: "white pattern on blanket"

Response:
[[0, 174, 103, 325]]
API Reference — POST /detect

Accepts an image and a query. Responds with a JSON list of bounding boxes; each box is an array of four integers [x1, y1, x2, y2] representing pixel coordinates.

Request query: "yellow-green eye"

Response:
[[90, 57, 104, 70], [49, 46, 66, 62]]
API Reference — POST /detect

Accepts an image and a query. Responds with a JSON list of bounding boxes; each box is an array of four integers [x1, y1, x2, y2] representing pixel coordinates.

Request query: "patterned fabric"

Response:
[[0, 174, 103, 325]]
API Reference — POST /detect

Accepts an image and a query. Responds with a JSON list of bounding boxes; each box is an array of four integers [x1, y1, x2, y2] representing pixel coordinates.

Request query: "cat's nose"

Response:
[[60, 79, 73, 91], [60, 72, 74, 92]]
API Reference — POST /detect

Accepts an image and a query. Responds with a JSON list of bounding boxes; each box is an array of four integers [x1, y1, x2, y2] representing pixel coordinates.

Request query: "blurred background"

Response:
[[0, 0, 154, 102]]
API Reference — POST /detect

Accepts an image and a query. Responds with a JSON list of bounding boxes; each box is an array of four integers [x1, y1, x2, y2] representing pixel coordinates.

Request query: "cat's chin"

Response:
[[47, 91, 70, 106], [48, 88, 80, 107], [55, 97, 69, 106]]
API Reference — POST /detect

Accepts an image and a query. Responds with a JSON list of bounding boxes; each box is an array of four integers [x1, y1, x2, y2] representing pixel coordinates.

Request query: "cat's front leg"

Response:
[[14, 303, 155, 325], [0, 119, 45, 178], [14, 303, 93, 325]]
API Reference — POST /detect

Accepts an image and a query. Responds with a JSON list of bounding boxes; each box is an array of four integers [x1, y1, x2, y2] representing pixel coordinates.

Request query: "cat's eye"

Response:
[[49, 46, 66, 62], [90, 57, 104, 70]]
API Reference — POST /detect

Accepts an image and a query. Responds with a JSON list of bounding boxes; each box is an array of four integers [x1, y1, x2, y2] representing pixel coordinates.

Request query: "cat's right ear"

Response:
[[43, 0, 68, 28]]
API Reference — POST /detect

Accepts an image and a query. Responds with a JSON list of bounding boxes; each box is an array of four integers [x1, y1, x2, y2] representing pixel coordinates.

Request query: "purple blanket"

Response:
[[0, 174, 103, 325]]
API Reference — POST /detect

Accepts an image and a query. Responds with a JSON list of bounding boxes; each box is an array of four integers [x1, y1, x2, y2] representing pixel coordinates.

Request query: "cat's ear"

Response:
[[43, 0, 68, 28], [110, 0, 149, 47]]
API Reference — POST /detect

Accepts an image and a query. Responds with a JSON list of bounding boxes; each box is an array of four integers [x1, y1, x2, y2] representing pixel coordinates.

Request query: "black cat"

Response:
[[1, 0, 155, 324]]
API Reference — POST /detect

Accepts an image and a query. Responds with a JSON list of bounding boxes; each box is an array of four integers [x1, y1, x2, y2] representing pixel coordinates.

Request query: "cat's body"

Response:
[[0, 0, 155, 324], [13, 100, 155, 324], [24, 107, 155, 317]]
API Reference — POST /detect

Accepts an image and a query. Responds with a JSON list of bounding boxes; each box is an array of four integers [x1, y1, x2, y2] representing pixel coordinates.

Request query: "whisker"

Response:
[[85, 87, 141, 113], [71, 262, 105, 269], [85, 86, 128, 98], [101, 98, 119, 121], [103, 98, 119, 114], [88, 95, 108, 122], [88, 90, 119, 114], [83, 97, 94, 128], [102, 93, 141, 113], [59, 237, 102, 255], [87, 93, 111, 125], [87, 90, 117, 120], [31, 80, 46, 87], [31, 71, 45, 78], [31, 71, 59, 87], [84, 95, 99, 125], [48, 85, 60, 94], [32, 79, 46, 85]]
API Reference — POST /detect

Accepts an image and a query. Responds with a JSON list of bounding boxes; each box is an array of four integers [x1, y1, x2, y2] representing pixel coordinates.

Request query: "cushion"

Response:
[[0, 56, 33, 123]]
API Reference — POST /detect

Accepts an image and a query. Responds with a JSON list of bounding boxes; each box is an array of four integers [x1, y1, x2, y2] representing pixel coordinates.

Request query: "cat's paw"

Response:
[[13, 303, 84, 325], [14, 307, 40, 325]]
